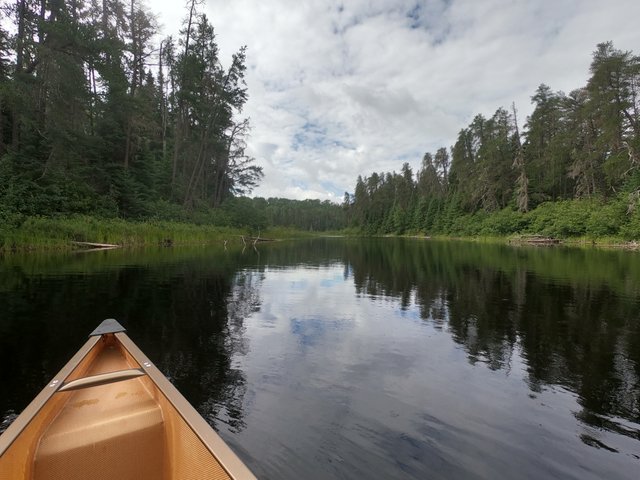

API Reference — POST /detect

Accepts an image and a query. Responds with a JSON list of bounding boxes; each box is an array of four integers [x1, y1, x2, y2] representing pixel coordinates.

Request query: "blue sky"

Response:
[[153, 0, 640, 201]]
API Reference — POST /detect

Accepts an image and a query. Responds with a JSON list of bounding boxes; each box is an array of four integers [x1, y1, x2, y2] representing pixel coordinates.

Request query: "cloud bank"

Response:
[[155, 0, 640, 201]]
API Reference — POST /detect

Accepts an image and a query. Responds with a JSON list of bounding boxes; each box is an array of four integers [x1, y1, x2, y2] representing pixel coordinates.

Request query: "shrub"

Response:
[[479, 208, 530, 235], [526, 200, 592, 237], [585, 200, 626, 237]]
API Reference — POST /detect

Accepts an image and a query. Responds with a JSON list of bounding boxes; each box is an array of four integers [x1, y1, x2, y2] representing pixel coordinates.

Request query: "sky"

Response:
[[151, 0, 640, 202]]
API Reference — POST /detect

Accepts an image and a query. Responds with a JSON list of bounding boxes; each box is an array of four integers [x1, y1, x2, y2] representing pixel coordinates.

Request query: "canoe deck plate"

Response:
[[90, 319, 126, 336]]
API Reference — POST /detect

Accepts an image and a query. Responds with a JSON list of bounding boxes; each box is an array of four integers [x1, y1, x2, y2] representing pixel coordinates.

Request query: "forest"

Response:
[[344, 42, 640, 239], [1, 1, 639, 241], [0, 0, 348, 235], [0, 0, 266, 220]]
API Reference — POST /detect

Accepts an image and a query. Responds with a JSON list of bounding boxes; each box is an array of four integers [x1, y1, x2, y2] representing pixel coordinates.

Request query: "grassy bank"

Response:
[[0, 216, 319, 253]]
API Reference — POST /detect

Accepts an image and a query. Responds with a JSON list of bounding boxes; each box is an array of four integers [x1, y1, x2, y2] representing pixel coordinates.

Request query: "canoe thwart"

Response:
[[58, 368, 145, 392]]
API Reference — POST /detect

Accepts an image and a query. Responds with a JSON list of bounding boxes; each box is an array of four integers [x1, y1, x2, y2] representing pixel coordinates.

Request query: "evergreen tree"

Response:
[[523, 84, 572, 203], [586, 42, 640, 191]]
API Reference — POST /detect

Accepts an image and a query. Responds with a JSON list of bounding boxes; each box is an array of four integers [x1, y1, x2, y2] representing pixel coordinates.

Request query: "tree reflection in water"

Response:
[[0, 247, 264, 436], [342, 238, 640, 449]]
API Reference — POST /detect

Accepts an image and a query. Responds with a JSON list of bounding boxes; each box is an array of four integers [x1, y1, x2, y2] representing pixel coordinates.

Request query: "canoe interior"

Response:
[[0, 332, 254, 480]]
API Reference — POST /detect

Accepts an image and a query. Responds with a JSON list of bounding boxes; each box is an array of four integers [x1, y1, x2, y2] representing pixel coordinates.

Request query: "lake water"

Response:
[[1, 238, 639, 479]]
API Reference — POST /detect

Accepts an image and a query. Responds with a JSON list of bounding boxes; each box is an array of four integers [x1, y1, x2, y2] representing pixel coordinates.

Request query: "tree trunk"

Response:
[[124, 122, 132, 170], [512, 103, 529, 212], [172, 0, 198, 189], [183, 130, 207, 206], [123, 0, 138, 169], [158, 40, 167, 159], [89, 63, 97, 136], [12, 0, 27, 147], [35, 0, 48, 131], [70, 0, 78, 23], [129, 0, 139, 94], [15, 0, 26, 72], [102, 0, 111, 64], [0, 95, 5, 155], [171, 119, 181, 187], [184, 0, 197, 54]]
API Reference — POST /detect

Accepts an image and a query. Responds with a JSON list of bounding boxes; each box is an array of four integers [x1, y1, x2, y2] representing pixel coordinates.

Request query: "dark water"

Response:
[[1, 238, 640, 479]]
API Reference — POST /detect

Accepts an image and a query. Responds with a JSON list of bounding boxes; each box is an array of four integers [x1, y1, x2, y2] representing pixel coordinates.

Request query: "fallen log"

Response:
[[234, 235, 276, 243], [71, 241, 121, 249], [250, 237, 274, 243], [510, 235, 561, 245]]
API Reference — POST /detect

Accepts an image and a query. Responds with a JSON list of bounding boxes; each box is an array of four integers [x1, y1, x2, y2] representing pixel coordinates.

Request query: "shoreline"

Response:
[[2, 215, 639, 255], [382, 233, 640, 251]]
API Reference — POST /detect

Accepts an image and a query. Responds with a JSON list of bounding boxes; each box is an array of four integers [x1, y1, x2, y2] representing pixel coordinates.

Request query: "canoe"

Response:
[[0, 319, 257, 480]]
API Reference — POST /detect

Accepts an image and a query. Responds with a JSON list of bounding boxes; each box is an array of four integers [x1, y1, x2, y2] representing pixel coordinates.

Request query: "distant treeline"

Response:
[[216, 197, 347, 231], [345, 42, 640, 239]]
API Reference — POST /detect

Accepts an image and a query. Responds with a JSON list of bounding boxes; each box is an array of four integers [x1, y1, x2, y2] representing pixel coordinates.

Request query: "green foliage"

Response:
[[439, 198, 634, 239], [619, 208, 640, 240], [263, 197, 346, 231], [479, 208, 530, 236], [221, 197, 268, 232], [525, 201, 587, 237], [585, 200, 626, 237]]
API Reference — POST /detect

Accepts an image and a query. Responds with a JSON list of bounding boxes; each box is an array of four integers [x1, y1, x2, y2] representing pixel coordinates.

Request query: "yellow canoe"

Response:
[[0, 319, 257, 480]]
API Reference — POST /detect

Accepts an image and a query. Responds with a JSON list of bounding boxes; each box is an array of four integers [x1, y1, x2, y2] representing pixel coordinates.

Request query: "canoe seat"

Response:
[[33, 346, 166, 480]]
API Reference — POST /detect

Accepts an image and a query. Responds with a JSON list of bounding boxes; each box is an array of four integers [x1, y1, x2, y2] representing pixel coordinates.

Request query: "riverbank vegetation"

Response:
[[343, 42, 640, 241], [0, 216, 235, 252], [0, 207, 345, 253]]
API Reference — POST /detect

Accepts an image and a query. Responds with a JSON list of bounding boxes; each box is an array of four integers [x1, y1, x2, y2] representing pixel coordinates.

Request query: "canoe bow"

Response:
[[0, 319, 257, 480]]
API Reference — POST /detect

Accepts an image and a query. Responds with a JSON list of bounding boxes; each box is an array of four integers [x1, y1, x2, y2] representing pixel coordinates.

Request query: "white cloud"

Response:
[[151, 0, 640, 201]]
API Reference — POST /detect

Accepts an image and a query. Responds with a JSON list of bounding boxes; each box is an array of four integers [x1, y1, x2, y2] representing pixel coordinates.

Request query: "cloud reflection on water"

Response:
[[220, 243, 640, 480]]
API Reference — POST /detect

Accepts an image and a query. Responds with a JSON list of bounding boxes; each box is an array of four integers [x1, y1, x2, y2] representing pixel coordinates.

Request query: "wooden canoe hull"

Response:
[[0, 320, 256, 480]]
